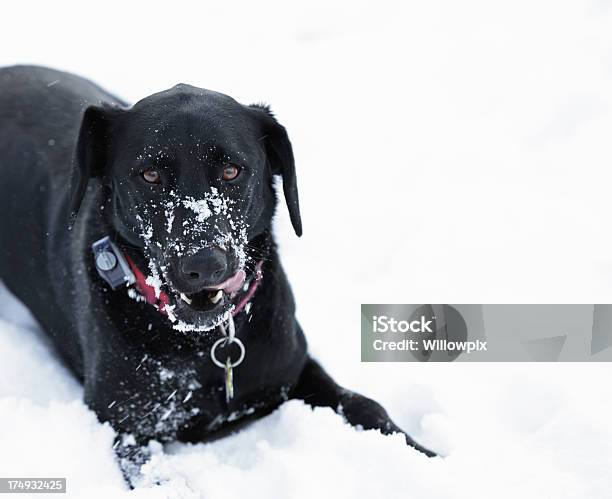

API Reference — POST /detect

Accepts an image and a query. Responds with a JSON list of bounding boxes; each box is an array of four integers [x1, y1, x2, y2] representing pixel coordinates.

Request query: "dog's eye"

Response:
[[222, 164, 240, 181], [142, 168, 161, 184]]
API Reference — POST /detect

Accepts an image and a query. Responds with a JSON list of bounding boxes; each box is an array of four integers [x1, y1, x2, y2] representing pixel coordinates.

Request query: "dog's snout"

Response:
[[180, 248, 228, 286]]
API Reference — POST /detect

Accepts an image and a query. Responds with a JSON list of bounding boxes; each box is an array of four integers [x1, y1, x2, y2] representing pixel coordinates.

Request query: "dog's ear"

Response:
[[249, 104, 302, 237], [68, 104, 118, 228]]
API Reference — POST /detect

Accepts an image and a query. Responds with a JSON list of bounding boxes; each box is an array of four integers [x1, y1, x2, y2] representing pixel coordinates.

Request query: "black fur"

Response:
[[0, 65, 434, 481]]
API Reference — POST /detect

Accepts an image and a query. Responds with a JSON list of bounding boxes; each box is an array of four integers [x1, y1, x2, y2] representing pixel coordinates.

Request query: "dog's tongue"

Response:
[[209, 270, 246, 294]]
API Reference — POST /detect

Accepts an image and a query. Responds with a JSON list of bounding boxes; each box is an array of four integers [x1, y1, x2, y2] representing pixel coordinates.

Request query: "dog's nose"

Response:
[[180, 248, 228, 286]]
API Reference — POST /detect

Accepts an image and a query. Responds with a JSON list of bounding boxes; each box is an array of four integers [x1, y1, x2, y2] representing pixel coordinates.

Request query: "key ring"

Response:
[[211, 314, 245, 403], [210, 336, 245, 368]]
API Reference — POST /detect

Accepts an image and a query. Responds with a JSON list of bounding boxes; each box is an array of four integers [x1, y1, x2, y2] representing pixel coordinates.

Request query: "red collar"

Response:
[[125, 255, 171, 315], [228, 260, 264, 316], [124, 255, 263, 318]]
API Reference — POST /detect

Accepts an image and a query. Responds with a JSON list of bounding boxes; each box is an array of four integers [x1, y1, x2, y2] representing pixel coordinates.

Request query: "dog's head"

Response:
[[69, 84, 301, 331]]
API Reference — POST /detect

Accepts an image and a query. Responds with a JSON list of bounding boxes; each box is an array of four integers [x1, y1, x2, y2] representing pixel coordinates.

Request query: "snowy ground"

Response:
[[2, 1, 612, 497]]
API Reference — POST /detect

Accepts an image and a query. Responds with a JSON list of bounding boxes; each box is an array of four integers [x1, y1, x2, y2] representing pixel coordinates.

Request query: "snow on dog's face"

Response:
[[133, 186, 248, 331], [69, 84, 301, 331]]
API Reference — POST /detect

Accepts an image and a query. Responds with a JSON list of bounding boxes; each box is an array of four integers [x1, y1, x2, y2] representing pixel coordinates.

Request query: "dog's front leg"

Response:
[[112, 434, 153, 487], [291, 357, 436, 457]]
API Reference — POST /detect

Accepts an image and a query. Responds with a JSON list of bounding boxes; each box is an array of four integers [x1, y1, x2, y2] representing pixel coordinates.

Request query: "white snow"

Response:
[[1, 303, 611, 498], [144, 274, 163, 300], [181, 198, 212, 223], [2, 1, 612, 497]]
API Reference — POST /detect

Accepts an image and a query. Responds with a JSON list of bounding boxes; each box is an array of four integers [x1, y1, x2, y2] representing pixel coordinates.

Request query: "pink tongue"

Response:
[[208, 270, 246, 294]]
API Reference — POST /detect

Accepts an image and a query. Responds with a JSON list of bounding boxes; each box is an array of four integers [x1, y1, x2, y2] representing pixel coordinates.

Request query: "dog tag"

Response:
[[225, 357, 234, 403]]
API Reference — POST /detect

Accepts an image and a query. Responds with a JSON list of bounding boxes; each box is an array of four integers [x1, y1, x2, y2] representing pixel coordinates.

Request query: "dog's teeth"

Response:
[[180, 293, 192, 304], [210, 290, 223, 304]]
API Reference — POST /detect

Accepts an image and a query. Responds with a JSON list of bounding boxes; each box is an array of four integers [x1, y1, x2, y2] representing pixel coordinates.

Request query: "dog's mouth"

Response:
[[178, 288, 225, 312], [176, 270, 246, 309], [165, 270, 247, 329]]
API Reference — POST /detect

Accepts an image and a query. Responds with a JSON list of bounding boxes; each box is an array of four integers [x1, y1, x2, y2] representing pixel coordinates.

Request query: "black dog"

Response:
[[0, 65, 433, 481]]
